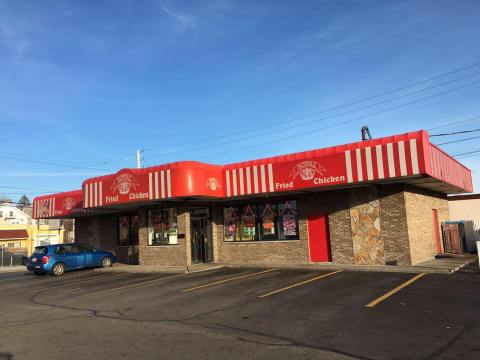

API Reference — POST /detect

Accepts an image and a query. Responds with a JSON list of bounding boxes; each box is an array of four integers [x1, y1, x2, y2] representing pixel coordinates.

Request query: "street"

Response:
[[0, 265, 479, 360]]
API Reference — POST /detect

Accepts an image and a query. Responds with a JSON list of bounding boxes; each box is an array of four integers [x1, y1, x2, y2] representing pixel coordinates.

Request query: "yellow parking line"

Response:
[[0, 271, 98, 290], [86, 273, 186, 296], [258, 270, 343, 298], [30, 273, 130, 293], [365, 273, 426, 308], [182, 269, 277, 292]]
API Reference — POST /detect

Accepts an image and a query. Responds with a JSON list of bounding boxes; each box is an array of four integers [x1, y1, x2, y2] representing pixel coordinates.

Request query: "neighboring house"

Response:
[[0, 203, 68, 256], [0, 203, 30, 225], [0, 229, 29, 249], [448, 194, 480, 246]]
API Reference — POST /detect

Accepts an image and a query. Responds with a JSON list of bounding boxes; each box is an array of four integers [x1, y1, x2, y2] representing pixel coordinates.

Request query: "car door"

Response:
[[58, 245, 78, 270], [77, 244, 95, 267], [70, 244, 85, 268]]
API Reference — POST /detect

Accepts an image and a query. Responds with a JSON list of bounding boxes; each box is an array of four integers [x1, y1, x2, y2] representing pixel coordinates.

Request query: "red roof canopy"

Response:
[[33, 130, 473, 218], [33, 190, 83, 219], [0, 229, 29, 240]]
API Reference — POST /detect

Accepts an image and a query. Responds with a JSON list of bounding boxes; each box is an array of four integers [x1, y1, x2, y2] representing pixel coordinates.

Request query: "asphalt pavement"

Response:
[[0, 265, 479, 360]]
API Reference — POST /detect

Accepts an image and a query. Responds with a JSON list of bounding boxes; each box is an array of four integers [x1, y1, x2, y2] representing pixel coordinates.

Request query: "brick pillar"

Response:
[[378, 185, 412, 265]]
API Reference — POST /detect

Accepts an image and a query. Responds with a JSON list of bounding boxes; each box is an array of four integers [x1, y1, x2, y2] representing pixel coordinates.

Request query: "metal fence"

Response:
[[0, 248, 27, 267]]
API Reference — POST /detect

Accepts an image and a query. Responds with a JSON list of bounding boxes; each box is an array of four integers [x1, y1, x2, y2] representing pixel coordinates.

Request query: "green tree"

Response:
[[17, 194, 30, 209]]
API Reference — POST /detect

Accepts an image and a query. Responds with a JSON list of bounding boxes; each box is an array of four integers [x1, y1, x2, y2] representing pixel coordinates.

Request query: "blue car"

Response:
[[27, 243, 116, 276]]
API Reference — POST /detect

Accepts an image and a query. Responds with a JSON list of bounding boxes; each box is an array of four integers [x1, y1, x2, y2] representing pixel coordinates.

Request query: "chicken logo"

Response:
[[62, 197, 75, 210], [111, 173, 139, 195], [290, 161, 326, 181], [39, 201, 50, 217], [206, 177, 221, 191]]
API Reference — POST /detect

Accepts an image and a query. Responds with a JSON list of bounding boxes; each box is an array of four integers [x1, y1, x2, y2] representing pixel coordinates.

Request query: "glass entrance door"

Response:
[[190, 212, 213, 263]]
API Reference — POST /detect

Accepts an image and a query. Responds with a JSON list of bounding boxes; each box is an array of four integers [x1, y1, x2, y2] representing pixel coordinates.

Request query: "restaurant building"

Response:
[[32, 130, 473, 267]]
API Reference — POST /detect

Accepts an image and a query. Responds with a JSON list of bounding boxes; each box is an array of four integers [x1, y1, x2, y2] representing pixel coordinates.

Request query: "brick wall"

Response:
[[214, 191, 353, 265], [138, 207, 189, 266], [404, 186, 449, 264], [75, 214, 138, 264], [378, 185, 411, 266]]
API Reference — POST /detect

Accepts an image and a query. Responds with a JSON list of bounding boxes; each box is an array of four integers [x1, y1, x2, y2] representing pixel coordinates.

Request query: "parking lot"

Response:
[[0, 265, 479, 360]]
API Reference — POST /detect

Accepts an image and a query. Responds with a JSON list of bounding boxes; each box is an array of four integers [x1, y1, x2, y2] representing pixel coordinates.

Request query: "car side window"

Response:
[[60, 245, 80, 254], [76, 244, 93, 253]]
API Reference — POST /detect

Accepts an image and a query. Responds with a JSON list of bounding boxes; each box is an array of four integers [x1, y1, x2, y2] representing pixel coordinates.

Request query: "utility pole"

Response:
[[136, 149, 142, 168]]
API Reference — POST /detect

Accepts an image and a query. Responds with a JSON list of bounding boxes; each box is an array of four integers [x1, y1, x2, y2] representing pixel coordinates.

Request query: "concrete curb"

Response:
[[221, 261, 474, 275], [93, 257, 477, 276], [0, 266, 26, 273], [94, 264, 225, 274]]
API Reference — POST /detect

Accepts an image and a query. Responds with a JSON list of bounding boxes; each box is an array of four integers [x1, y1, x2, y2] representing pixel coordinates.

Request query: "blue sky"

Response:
[[1, 0, 480, 200]]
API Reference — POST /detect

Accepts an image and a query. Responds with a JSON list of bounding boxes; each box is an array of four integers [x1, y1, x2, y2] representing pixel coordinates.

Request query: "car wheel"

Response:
[[101, 257, 112, 268], [51, 263, 66, 276], [34, 271, 45, 276]]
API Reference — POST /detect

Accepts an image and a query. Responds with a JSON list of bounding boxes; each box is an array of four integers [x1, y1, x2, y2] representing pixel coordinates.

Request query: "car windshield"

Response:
[[33, 246, 48, 255]]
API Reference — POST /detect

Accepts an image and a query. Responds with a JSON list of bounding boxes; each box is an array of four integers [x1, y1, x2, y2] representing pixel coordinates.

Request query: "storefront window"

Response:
[[148, 208, 178, 246], [223, 200, 299, 242], [224, 207, 241, 241], [118, 215, 139, 246]]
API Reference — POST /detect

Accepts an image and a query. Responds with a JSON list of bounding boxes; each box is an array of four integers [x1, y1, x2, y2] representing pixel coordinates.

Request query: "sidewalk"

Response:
[[96, 254, 477, 275], [95, 262, 224, 274], [0, 266, 26, 272], [227, 255, 477, 274]]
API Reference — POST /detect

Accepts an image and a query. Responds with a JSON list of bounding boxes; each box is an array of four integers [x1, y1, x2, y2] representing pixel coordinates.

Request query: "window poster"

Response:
[[261, 203, 276, 236], [263, 214, 275, 235], [282, 214, 297, 236], [242, 205, 256, 237], [243, 216, 256, 236], [226, 222, 237, 237]]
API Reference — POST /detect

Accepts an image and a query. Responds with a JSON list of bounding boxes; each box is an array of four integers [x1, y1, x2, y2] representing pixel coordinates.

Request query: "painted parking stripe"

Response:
[[258, 270, 343, 298], [365, 273, 426, 308], [85, 273, 185, 296], [182, 269, 277, 292], [0, 271, 105, 289], [30, 273, 130, 293]]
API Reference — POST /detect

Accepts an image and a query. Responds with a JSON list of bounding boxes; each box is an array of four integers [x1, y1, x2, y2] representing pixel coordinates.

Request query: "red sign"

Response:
[[33, 190, 83, 219], [272, 154, 348, 192]]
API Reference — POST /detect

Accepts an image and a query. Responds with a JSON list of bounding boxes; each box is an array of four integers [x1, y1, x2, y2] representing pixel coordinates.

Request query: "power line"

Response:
[[430, 128, 480, 137], [453, 152, 480, 160], [143, 71, 480, 161], [453, 149, 480, 158], [0, 185, 63, 193], [436, 134, 480, 146], [143, 78, 480, 165], [427, 116, 480, 131], [143, 60, 480, 152], [0, 154, 111, 172]]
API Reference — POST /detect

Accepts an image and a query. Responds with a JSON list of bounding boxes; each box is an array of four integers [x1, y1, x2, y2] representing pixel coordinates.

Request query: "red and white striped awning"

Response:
[[33, 190, 83, 219], [33, 129, 473, 217]]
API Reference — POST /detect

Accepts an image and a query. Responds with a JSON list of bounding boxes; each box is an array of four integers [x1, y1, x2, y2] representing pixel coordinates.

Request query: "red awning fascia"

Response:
[[33, 190, 83, 219]]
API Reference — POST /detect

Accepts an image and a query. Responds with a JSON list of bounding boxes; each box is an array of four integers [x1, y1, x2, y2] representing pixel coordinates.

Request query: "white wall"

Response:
[[0, 204, 29, 225]]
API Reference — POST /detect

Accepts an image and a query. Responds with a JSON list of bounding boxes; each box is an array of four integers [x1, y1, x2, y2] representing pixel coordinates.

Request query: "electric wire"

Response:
[[143, 70, 480, 159], [430, 128, 480, 137], [436, 134, 480, 146], [142, 60, 480, 152], [143, 78, 480, 164]]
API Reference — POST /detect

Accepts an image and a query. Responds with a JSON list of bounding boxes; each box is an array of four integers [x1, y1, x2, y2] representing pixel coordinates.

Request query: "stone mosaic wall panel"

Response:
[[349, 188, 385, 265]]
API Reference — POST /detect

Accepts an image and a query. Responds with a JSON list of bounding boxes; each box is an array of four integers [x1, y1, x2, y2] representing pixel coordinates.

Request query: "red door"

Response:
[[308, 213, 331, 262], [432, 209, 442, 254]]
